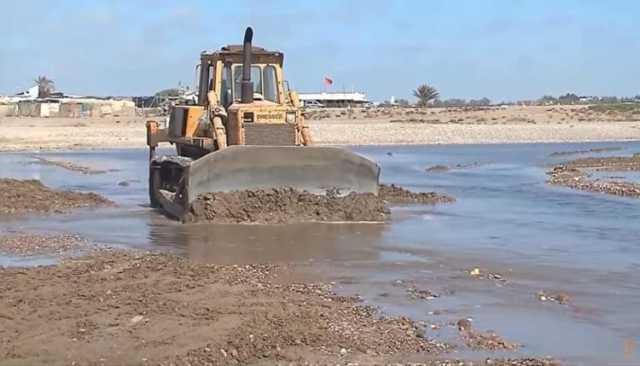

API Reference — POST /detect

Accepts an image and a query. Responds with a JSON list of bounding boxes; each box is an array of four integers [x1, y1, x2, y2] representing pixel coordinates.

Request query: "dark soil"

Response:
[[547, 155, 640, 198], [187, 187, 390, 224], [0, 179, 113, 216], [379, 184, 456, 204]]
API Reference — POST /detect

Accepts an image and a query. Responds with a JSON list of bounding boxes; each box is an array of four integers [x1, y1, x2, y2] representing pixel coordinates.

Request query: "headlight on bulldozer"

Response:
[[285, 112, 296, 124]]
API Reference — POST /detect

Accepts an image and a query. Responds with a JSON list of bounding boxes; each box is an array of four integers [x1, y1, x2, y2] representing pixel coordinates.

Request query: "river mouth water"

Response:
[[1, 142, 639, 366]]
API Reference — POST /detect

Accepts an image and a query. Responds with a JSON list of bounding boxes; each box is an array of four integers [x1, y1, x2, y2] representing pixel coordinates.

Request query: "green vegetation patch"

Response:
[[588, 103, 640, 113]]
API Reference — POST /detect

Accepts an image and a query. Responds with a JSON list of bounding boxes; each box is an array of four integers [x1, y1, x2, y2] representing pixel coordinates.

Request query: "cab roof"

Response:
[[200, 45, 284, 66]]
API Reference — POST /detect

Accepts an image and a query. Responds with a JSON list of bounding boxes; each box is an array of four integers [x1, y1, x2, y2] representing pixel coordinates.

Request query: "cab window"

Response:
[[263, 65, 278, 103], [233, 65, 262, 100], [221, 65, 232, 107]]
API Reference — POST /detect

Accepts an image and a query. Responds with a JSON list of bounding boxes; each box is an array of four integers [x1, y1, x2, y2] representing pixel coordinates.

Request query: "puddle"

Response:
[[1, 141, 640, 365]]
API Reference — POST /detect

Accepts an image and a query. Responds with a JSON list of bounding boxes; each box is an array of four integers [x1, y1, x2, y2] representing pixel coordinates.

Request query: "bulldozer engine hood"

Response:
[[228, 102, 296, 124]]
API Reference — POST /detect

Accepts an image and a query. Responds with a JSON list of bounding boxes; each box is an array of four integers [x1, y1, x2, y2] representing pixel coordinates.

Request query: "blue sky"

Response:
[[2, 0, 639, 101]]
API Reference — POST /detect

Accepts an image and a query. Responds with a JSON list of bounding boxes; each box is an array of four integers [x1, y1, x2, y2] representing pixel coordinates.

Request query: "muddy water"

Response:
[[1, 143, 640, 366]]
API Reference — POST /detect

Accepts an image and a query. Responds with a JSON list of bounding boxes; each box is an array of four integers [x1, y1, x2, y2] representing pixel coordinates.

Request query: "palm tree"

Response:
[[34, 76, 55, 98], [413, 84, 439, 107]]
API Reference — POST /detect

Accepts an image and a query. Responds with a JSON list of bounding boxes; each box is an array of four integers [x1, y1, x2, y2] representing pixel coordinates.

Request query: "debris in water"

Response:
[[536, 291, 570, 305], [426, 164, 450, 173], [468, 268, 507, 284]]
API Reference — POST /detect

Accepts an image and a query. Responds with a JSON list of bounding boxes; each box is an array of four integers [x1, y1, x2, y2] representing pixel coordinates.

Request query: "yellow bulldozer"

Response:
[[146, 27, 380, 219]]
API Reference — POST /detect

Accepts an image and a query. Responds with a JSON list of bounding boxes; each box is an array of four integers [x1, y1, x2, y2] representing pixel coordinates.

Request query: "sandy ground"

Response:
[[0, 116, 145, 151], [0, 248, 560, 366], [1, 105, 639, 151]]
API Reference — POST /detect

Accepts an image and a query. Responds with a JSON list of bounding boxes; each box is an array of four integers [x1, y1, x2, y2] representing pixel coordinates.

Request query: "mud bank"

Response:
[[0, 179, 113, 216], [548, 155, 640, 198], [0, 250, 558, 366], [187, 185, 454, 224]]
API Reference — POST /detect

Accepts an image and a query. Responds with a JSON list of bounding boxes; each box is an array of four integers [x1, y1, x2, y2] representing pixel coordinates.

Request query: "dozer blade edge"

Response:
[[151, 146, 381, 220]]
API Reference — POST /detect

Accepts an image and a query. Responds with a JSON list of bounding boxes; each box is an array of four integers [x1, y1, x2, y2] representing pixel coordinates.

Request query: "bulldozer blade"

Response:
[[188, 145, 380, 197], [151, 146, 380, 219]]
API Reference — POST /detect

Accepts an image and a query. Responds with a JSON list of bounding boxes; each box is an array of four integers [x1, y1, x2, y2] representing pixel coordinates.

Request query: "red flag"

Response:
[[323, 76, 333, 86]]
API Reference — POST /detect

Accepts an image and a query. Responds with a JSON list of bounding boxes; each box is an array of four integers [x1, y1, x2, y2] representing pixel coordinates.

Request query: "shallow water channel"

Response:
[[1, 142, 639, 366]]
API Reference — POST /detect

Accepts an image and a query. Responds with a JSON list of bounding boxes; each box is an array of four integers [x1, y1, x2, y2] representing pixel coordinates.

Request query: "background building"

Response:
[[297, 92, 368, 108]]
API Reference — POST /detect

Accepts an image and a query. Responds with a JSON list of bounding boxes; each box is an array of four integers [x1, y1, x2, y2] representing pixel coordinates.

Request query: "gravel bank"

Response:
[[547, 155, 640, 198]]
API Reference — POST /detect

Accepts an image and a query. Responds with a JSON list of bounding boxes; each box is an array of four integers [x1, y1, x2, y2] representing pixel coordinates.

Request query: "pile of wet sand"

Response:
[[0, 179, 112, 215], [188, 187, 390, 224], [547, 155, 640, 198], [187, 184, 455, 224], [0, 250, 557, 366]]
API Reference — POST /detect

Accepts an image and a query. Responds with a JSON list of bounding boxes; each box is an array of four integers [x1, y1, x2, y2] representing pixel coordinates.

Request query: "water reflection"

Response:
[[148, 221, 387, 265]]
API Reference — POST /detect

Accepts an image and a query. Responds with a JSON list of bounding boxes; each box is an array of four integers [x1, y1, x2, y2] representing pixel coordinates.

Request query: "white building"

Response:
[[14, 85, 39, 99], [297, 92, 368, 108]]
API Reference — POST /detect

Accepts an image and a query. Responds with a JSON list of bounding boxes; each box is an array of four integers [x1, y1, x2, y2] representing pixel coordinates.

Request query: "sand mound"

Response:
[[187, 187, 390, 224], [0, 179, 112, 216]]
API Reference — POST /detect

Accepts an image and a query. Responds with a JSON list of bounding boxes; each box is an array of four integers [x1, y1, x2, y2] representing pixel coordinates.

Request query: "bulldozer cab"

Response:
[[197, 45, 289, 109]]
